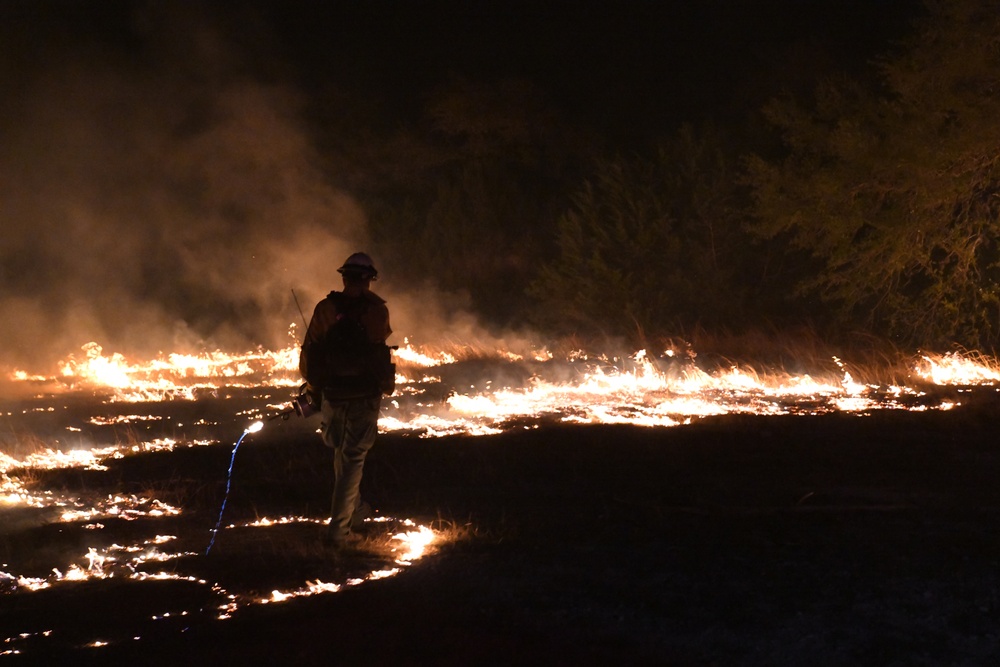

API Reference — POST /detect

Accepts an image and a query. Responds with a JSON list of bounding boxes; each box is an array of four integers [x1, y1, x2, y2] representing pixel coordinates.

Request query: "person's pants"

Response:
[[320, 395, 381, 538]]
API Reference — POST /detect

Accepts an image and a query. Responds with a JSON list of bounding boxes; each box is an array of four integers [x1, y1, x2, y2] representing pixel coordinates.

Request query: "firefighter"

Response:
[[299, 252, 392, 548]]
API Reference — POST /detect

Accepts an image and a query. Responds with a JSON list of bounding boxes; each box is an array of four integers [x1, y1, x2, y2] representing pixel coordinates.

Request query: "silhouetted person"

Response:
[[299, 252, 393, 548]]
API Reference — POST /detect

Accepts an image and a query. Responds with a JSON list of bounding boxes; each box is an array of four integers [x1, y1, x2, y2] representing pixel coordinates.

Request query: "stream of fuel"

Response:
[[1, 331, 998, 654]]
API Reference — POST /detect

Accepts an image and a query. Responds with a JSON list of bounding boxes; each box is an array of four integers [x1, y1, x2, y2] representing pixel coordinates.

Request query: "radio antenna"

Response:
[[291, 289, 308, 328]]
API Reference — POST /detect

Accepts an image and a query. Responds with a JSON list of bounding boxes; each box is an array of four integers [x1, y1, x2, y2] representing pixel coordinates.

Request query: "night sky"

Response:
[[210, 1, 920, 134], [0, 1, 923, 369]]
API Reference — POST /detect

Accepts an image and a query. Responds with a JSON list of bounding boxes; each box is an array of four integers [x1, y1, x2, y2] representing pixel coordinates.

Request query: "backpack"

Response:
[[307, 292, 395, 399]]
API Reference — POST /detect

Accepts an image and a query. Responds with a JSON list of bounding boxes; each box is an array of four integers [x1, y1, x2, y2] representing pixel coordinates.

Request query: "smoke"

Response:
[[0, 4, 367, 371], [0, 3, 560, 379]]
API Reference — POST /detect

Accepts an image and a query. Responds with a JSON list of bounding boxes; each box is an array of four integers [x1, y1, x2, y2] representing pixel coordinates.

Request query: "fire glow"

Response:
[[2, 341, 995, 512], [0, 337, 452, 654], [52, 340, 302, 401], [13, 339, 997, 425], [1, 338, 998, 653]]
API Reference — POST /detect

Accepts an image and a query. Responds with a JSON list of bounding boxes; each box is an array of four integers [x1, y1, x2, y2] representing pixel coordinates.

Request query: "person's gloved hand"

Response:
[[293, 383, 322, 418]]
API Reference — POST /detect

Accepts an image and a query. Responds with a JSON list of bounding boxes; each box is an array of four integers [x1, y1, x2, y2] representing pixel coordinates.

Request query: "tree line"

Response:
[[313, 0, 1000, 354]]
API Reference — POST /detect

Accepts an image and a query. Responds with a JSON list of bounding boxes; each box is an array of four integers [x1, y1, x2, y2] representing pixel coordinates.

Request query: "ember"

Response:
[[0, 339, 996, 653]]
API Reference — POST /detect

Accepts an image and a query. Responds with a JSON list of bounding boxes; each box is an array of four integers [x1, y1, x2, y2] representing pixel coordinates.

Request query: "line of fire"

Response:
[[1, 332, 998, 654]]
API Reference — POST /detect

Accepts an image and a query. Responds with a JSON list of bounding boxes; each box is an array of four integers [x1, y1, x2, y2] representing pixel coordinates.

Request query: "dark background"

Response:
[[0, 1, 928, 369]]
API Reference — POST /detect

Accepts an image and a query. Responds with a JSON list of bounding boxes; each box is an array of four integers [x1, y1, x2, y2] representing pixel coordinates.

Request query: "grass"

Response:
[[3, 389, 1000, 662], [3, 338, 1000, 661]]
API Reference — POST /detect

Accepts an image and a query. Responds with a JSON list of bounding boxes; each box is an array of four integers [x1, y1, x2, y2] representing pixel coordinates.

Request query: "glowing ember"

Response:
[[262, 580, 343, 604], [1, 338, 997, 653], [6, 341, 997, 439], [59, 496, 181, 523]]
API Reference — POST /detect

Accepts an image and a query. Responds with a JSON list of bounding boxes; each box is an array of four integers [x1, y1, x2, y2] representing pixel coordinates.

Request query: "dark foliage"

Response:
[[297, 0, 1000, 351], [746, 0, 1000, 350], [314, 78, 598, 328], [527, 125, 762, 344]]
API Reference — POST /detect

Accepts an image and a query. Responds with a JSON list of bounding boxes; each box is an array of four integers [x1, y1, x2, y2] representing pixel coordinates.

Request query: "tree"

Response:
[[339, 78, 598, 326], [529, 125, 751, 344], [746, 0, 1000, 349]]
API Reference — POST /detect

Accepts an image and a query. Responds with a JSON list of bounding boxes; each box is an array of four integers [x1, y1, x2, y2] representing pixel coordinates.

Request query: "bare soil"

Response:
[[4, 390, 1000, 666]]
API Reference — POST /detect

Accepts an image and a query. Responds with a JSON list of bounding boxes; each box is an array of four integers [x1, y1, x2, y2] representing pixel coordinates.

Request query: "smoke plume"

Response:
[[0, 2, 553, 378], [0, 4, 367, 372]]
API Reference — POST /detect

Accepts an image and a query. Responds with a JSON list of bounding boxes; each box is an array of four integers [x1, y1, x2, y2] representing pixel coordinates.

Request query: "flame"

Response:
[[914, 351, 1000, 385], [391, 521, 437, 564], [1, 338, 998, 650], [7, 342, 998, 435], [46, 339, 302, 401], [394, 338, 456, 367], [2, 342, 996, 524], [0, 514, 438, 609]]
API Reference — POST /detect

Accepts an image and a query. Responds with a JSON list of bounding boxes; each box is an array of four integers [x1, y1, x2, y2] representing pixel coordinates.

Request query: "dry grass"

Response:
[[0, 428, 55, 463], [653, 325, 933, 386], [427, 325, 944, 387], [4, 391, 1000, 663]]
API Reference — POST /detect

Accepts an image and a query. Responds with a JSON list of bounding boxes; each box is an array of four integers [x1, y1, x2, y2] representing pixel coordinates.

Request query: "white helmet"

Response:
[[338, 252, 378, 279]]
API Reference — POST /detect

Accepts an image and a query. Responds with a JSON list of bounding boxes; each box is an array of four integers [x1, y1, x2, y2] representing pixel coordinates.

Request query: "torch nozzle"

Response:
[[268, 406, 295, 421], [262, 384, 321, 423]]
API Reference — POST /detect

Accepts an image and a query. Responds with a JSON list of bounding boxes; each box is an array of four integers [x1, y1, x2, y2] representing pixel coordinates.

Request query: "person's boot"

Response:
[[350, 501, 373, 531]]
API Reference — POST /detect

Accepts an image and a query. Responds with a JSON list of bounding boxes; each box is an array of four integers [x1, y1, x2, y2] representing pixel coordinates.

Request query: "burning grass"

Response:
[[0, 414, 450, 657], [1, 336, 999, 659]]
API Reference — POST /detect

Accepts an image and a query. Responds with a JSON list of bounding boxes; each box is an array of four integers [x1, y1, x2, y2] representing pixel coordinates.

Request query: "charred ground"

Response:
[[3, 390, 1000, 665]]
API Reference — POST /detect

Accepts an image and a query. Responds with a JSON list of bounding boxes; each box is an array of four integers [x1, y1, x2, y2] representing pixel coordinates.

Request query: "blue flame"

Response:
[[205, 422, 262, 555]]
